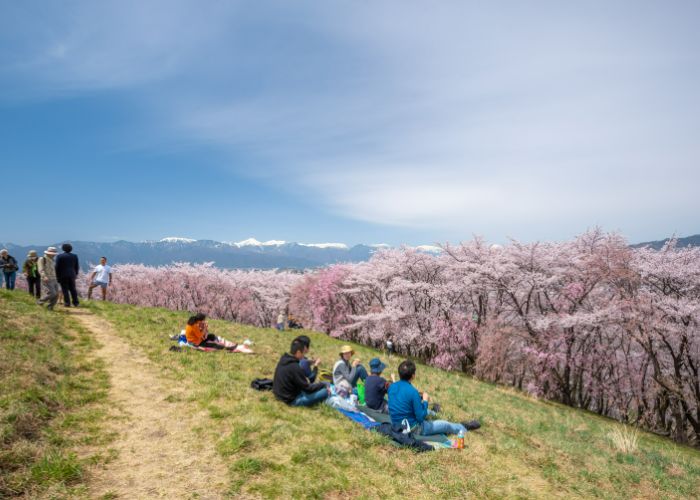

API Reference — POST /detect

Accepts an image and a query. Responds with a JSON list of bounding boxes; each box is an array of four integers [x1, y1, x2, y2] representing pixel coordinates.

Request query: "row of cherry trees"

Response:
[[287, 230, 700, 445], [81, 263, 303, 328], [15, 230, 697, 444]]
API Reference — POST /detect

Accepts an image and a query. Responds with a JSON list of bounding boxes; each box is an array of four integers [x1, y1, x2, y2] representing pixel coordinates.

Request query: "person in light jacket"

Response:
[[332, 345, 368, 395], [37, 247, 59, 310]]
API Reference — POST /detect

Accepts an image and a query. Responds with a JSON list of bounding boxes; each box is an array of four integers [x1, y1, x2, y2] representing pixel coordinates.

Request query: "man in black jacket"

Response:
[[273, 339, 329, 406], [55, 243, 80, 307]]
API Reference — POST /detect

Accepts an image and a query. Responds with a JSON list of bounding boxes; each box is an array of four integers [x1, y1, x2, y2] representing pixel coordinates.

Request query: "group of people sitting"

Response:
[[272, 338, 480, 437]]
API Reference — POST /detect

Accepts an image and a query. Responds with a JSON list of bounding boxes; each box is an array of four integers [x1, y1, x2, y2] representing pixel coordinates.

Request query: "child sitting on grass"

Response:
[[364, 357, 394, 413]]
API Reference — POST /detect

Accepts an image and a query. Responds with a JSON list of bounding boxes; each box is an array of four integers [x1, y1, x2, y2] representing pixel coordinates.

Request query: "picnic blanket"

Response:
[[358, 405, 450, 443], [337, 408, 381, 429], [331, 403, 451, 448]]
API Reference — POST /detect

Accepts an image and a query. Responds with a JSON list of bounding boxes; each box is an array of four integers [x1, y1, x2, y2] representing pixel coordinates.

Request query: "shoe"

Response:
[[63, 304, 71, 308], [461, 420, 481, 431], [47, 305, 54, 311]]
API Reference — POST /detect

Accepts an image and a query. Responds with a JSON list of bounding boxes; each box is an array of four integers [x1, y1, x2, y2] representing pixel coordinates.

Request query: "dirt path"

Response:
[[69, 309, 228, 499]]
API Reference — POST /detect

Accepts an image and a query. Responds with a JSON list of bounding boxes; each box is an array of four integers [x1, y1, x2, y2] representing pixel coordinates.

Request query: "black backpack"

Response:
[[250, 378, 274, 391]]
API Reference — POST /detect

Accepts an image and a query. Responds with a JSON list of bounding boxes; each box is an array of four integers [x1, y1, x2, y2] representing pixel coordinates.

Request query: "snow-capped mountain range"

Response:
[[0, 237, 443, 270]]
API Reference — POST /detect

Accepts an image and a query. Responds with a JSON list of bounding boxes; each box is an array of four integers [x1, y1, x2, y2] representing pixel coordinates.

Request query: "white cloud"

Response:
[[2, 1, 699, 241]]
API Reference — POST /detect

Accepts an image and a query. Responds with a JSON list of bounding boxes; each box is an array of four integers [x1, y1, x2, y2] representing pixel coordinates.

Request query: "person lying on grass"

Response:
[[364, 357, 395, 413], [294, 335, 320, 383], [273, 339, 330, 407], [388, 359, 480, 436], [333, 345, 368, 396], [185, 313, 253, 353]]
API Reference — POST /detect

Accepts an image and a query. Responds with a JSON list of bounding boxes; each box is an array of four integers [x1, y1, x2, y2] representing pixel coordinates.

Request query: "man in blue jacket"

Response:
[[55, 243, 80, 307], [387, 359, 480, 436]]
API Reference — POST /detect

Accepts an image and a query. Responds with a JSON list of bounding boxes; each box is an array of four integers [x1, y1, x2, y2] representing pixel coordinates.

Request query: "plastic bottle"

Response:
[[357, 379, 366, 405], [457, 429, 465, 449]]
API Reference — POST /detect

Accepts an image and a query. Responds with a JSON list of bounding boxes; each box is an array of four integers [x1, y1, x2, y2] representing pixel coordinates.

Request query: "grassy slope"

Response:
[[0, 291, 111, 498], [82, 300, 700, 499]]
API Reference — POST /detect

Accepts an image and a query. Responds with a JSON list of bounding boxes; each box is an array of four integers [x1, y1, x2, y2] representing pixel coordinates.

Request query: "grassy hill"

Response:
[[0, 291, 110, 498], [2, 290, 700, 498]]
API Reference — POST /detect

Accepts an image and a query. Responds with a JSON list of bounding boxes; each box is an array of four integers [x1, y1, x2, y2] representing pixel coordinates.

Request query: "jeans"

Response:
[[59, 277, 79, 306], [27, 276, 41, 298], [291, 387, 328, 407], [350, 365, 368, 386], [3, 271, 16, 290], [420, 420, 466, 436], [37, 279, 59, 309]]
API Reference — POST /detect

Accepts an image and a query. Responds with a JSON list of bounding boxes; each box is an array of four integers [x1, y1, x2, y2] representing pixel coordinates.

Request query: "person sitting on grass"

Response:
[[295, 335, 320, 383], [273, 339, 330, 407], [332, 345, 368, 395], [185, 313, 253, 353], [387, 359, 480, 436], [364, 357, 395, 413]]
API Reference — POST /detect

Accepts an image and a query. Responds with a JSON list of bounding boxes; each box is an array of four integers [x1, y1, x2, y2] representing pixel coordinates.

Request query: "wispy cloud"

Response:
[[2, 1, 699, 241]]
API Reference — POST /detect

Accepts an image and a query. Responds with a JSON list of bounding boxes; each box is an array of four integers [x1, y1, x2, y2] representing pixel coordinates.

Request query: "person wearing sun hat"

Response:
[[22, 250, 41, 298], [332, 345, 368, 395], [37, 247, 59, 310], [364, 357, 395, 413]]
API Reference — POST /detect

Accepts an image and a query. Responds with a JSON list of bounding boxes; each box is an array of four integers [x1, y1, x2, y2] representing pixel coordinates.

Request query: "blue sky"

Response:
[[1, 1, 698, 246]]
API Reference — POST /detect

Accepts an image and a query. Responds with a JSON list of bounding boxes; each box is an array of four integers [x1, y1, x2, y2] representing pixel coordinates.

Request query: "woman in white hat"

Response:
[[37, 247, 59, 310], [332, 345, 368, 395]]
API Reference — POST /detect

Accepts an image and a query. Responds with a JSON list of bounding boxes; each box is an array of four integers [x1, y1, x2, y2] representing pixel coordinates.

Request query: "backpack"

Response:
[[250, 378, 274, 391], [317, 369, 333, 383]]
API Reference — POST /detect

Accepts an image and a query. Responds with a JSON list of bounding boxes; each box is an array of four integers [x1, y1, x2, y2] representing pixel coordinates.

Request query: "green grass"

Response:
[[82, 300, 700, 499], [3, 291, 696, 499], [0, 290, 111, 498]]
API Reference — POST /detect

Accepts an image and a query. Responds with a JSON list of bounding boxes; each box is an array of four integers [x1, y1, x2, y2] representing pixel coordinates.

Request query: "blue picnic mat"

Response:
[[337, 408, 382, 429]]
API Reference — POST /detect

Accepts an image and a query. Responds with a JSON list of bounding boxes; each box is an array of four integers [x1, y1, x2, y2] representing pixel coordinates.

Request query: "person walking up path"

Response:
[[37, 246, 59, 310], [0, 249, 19, 290], [87, 256, 112, 300], [22, 250, 41, 298], [55, 243, 80, 307]]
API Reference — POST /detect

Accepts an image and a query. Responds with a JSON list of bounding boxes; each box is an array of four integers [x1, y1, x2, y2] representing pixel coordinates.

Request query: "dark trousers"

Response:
[[197, 333, 232, 350], [27, 276, 41, 298], [58, 277, 79, 306]]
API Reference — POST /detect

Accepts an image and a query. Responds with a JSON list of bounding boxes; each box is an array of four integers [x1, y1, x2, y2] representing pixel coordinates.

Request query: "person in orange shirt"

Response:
[[185, 313, 253, 353]]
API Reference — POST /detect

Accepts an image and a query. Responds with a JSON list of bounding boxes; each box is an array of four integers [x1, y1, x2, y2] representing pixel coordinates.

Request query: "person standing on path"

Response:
[[55, 243, 80, 307], [0, 249, 19, 290], [87, 256, 112, 300], [37, 247, 59, 310], [22, 250, 41, 298]]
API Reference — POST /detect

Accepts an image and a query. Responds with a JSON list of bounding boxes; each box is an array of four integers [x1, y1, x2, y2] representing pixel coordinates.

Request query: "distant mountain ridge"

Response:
[[3, 235, 695, 270], [630, 234, 700, 250], [0, 237, 443, 270]]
